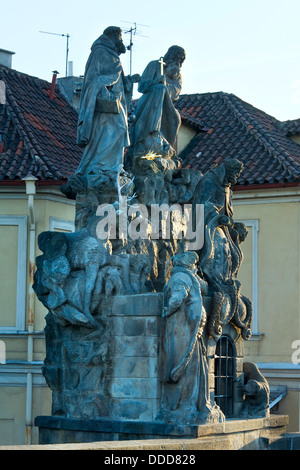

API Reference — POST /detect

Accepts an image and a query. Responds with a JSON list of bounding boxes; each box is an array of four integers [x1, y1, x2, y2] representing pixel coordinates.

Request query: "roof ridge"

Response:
[[222, 94, 300, 177], [0, 66, 51, 87], [279, 118, 300, 136], [179, 91, 228, 100]]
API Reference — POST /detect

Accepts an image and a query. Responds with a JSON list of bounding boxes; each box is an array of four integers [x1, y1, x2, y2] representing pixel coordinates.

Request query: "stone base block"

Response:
[[35, 414, 288, 449]]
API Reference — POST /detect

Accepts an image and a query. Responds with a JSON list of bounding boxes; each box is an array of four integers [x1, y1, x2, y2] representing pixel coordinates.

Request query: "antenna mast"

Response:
[[127, 23, 136, 76], [122, 21, 149, 75], [39, 31, 70, 76]]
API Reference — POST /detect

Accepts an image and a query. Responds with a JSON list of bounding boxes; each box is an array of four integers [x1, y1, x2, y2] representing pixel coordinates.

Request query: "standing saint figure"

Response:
[[157, 252, 223, 424], [76, 26, 140, 176], [129, 45, 186, 159]]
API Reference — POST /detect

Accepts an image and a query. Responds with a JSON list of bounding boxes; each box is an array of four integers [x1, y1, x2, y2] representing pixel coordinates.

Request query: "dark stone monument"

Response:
[[34, 26, 269, 444]]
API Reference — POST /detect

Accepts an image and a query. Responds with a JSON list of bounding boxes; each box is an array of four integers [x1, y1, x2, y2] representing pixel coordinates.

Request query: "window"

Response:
[[236, 219, 259, 335], [214, 336, 234, 417], [0, 216, 27, 331]]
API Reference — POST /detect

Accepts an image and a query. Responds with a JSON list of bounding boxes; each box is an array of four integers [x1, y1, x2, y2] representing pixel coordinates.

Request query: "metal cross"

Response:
[[158, 56, 166, 75]]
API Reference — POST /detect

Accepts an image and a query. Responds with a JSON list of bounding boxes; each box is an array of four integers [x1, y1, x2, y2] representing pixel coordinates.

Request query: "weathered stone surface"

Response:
[[112, 294, 163, 316], [112, 357, 157, 378], [114, 336, 158, 358], [111, 378, 158, 399], [70, 26, 140, 179], [33, 414, 289, 447], [128, 46, 185, 161], [33, 27, 270, 437]]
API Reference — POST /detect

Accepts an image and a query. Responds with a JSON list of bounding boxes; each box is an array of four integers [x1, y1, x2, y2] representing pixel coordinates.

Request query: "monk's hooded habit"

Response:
[[76, 32, 133, 175]]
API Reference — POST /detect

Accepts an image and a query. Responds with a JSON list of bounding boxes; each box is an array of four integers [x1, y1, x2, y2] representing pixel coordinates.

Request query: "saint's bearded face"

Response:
[[114, 33, 126, 55], [165, 51, 185, 80]]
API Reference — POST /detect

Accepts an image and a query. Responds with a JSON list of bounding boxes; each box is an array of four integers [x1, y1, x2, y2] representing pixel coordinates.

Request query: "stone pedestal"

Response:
[[108, 294, 163, 421], [40, 292, 256, 427]]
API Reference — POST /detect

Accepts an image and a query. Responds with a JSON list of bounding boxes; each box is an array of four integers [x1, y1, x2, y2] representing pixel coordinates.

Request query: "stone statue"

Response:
[[193, 159, 243, 224], [33, 228, 111, 328], [192, 160, 252, 340], [75, 26, 140, 177], [33, 30, 271, 429], [242, 362, 270, 418], [158, 251, 223, 424], [128, 45, 186, 160]]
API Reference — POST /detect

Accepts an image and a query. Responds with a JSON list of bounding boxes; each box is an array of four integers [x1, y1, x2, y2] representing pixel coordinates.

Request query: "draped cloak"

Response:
[[76, 34, 133, 175], [130, 60, 182, 151], [159, 267, 210, 417]]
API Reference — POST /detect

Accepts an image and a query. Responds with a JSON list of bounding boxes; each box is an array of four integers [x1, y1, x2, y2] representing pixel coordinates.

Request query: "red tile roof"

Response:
[[0, 67, 82, 181], [0, 68, 299, 188], [175, 92, 300, 186]]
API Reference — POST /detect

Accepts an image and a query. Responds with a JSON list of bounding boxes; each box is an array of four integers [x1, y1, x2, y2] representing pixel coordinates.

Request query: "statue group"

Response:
[[34, 26, 269, 427]]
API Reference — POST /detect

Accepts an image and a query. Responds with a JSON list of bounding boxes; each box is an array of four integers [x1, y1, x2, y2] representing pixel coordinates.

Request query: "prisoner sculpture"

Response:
[[34, 28, 269, 424], [242, 362, 270, 418]]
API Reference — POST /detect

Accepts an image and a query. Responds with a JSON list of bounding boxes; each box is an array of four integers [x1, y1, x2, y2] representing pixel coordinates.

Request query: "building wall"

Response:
[[0, 181, 299, 444], [290, 134, 300, 145], [177, 123, 197, 155], [233, 185, 300, 431], [0, 183, 75, 445]]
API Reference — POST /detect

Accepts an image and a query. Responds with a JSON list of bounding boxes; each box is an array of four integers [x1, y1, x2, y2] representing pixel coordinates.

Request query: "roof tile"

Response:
[[0, 67, 82, 181], [1, 69, 299, 187], [176, 92, 300, 185]]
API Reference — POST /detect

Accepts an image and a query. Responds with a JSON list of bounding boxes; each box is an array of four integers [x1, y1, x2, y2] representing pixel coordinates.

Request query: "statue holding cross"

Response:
[[127, 45, 186, 163], [158, 56, 166, 75]]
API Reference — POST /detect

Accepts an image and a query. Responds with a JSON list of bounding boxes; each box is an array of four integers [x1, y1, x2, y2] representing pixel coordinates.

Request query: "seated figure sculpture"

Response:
[[129, 45, 186, 160], [242, 362, 270, 418]]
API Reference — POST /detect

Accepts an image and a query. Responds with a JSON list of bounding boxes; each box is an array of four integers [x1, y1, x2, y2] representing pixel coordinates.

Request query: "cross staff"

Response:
[[158, 56, 166, 75]]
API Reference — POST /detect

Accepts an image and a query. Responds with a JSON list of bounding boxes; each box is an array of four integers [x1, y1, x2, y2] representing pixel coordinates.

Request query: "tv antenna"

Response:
[[121, 21, 149, 75], [39, 30, 70, 76]]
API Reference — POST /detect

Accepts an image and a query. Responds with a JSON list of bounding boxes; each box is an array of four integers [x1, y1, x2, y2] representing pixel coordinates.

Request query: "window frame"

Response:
[[49, 217, 74, 232], [236, 219, 259, 336], [214, 335, 234, 417], [0, 216, 27, 332]]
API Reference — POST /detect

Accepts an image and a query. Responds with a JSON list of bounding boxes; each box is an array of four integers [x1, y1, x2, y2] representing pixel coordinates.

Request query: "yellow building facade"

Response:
[[0, 181, 75, 445], [0, 60, 299, 444], [0, 62, 82, 445], [233, 185, 300, 431], [0, 171, 299, 445], [178, 115, 300, 432]]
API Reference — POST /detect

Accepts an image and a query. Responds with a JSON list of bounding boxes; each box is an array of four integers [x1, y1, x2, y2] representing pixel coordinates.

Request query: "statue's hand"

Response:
[[77, 140, 88, 148], [130, 73, 141, 83], [166, 65, 180, 80], [157, 74, 166, 85], [220, 215, 233, 226]]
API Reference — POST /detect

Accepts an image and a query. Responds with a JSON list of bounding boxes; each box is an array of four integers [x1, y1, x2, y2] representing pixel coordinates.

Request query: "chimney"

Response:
[[49, 70, 59, 100], [68, 61, 73, 77], [0, 49, 15, 69]]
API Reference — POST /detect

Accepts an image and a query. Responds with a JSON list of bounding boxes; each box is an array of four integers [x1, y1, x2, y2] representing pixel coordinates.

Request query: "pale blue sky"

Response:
[[2, 0, 300, 121]]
